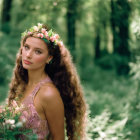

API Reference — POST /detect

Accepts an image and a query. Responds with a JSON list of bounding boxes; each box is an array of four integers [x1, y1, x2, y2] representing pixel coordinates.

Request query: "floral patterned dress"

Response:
[[20, 77, 52, 139]]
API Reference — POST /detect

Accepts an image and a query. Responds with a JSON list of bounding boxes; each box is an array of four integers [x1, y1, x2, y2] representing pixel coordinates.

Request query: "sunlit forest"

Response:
[[0, 0, 140, 139]]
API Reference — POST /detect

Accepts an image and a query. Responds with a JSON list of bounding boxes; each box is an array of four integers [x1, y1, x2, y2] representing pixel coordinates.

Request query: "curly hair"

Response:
[[8, 25, 87, 140]]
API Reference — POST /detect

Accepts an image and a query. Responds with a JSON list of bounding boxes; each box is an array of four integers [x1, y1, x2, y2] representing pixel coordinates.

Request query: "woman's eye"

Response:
[[24, 45, 29, 50], [35, 50, 42, 54]]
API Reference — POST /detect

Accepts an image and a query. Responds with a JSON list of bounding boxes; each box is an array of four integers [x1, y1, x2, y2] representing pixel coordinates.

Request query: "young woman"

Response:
[[8, 23, 86, 140]]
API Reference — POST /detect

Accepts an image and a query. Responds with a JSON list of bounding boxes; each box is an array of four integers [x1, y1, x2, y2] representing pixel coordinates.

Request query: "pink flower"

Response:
[[50, 36, 56, 42], [40, 33, 44, 38], [0, 106, 3, 113], [12, 100, 18, 108], [54, 34, 60, 39], [44, 31, 48, 38], [28, 32, 32, 35], [37, 33, 44, 38], [41, 28, 46, 33], [37, 33, 41, 38]]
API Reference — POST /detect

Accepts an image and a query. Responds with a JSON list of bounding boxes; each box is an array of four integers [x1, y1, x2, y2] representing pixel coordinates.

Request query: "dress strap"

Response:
[[31, 77, 52, 98]]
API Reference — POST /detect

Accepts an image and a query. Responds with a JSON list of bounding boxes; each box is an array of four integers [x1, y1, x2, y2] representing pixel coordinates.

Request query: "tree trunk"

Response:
[[110, 0, 131, 75], [66, 0, 78, 61], [117, 0, 130, 56], [95, 30, 101, 59], [1, 0, 12, 33]]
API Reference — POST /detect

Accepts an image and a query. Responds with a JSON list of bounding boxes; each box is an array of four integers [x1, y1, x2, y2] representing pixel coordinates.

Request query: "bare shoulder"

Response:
[[39, 83, 64, 107]]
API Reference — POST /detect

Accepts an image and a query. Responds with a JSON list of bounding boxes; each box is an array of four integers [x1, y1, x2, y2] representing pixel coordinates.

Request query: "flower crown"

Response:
[[21, 23, 63, 47]]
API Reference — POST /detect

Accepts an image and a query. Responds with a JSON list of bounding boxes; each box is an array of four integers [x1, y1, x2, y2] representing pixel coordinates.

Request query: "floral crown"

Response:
[[21, 23, 63, 47]]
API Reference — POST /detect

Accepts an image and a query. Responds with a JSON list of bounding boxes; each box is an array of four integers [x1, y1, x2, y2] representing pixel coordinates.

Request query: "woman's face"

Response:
[[22, 37, 51, 71]]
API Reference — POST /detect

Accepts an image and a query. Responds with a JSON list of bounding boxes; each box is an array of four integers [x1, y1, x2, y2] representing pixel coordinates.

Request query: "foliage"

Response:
[[86, 109, 129, 140], [124, 58, 140, 140]]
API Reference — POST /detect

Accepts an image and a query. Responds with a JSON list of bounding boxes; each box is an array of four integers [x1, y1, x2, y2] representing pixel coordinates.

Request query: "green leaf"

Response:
[[48, 29, 53, 37], [29, 27, 34, 32]]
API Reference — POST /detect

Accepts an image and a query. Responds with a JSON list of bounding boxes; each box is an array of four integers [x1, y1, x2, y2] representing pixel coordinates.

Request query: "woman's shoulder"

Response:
[[39, 83, 62, 105]]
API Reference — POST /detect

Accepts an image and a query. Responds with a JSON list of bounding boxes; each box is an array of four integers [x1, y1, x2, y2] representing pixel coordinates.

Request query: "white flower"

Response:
[[15, 106, 21, 111], [38, 23, 43, 28], [33, 26, 39, 31], [15, 122, 23, 128], [11, 124, 15, 129], [99, 131, 106, 138], [5, 119, 15, 125]]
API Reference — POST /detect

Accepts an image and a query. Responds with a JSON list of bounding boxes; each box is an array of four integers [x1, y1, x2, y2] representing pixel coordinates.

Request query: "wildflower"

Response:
[[54, 34, 60, 39], [28, 32, 32, 35], [11, 100, 18, 108], [37, 23, 43, 28], [5, 119, 15, 125], [0, 105, 3, 113], [41, 28, 46, 34], [15, 121, 23, 128], [50, 36, 56, 42], [33, 26, 39, 31]]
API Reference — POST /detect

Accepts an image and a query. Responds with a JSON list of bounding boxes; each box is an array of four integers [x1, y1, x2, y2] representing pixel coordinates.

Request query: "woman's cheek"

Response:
[[35, 56, 47, 63]]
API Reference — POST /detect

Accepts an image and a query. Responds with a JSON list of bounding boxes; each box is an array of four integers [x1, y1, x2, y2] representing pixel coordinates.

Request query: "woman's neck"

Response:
[[27, 69, 47, 86]]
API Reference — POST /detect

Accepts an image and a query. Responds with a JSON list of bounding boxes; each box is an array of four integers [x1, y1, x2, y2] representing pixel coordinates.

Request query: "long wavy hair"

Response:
[[8, 25, 87, 140]]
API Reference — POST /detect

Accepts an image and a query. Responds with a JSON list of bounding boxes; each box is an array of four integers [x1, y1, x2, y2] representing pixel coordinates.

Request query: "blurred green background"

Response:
[[0, 0, 140, 139]]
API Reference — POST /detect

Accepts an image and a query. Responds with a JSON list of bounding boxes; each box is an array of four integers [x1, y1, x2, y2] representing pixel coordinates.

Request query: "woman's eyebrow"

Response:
[[24, 43, 44, 50], [24, 43, 29, 46], [34, 47, 44, 50]]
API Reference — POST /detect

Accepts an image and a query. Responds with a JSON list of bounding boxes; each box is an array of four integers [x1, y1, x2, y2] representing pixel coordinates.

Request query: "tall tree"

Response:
[[110, 0, 131, 74], [92, 0, 110, 60], [95, 29, 101, 59], [66, 0, 79, 61], [1, 0, 12, 33]]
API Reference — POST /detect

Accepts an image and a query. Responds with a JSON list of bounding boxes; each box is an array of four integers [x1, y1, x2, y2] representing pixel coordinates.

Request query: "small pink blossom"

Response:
[[28, 32, 32, 35], [54, 34, 60, 39], [50, 36, 56, 42], [44, 31, 49, 38], [41, 28, 46, 33], [11, 100, 18, 108], [37, 33, 41, 38], [0, 106, 3, 113], [40, 33, 44, 38], [37, 33, 44, 38]]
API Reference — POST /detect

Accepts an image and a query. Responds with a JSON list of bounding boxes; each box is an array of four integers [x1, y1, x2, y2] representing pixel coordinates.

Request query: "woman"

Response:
[[8, 23, 86, 140]]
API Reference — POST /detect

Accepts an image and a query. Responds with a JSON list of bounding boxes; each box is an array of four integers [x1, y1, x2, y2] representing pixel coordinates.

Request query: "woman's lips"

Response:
[[24, 60, 32, 65]]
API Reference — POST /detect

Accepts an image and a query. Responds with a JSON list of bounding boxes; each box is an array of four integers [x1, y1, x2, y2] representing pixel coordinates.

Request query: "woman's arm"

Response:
[[40, 84, 65, 140]]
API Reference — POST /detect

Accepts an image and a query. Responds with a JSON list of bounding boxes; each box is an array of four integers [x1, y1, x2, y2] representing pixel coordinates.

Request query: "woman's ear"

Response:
[[46, 56, 53, 64]]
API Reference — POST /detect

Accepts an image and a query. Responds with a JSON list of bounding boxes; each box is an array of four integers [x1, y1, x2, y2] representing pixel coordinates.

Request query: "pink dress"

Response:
[[20, 77, 52, 139]]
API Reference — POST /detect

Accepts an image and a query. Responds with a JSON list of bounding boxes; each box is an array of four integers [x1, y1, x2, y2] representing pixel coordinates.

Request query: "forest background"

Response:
[[0, 0, 140, 139]]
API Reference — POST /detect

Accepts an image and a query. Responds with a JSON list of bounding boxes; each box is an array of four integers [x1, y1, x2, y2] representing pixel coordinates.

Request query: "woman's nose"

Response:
[[26, 50, 32, 58]]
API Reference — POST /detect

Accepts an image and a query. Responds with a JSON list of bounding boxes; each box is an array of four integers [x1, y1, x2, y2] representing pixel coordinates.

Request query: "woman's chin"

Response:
[[22, 64, 31, 70]]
